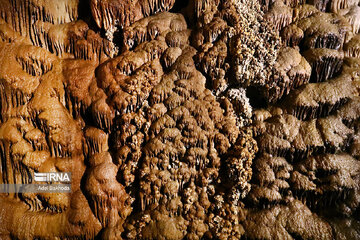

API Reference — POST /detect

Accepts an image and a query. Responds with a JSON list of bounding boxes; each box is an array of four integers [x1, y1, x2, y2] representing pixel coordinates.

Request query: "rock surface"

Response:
[[0, 0, 359, 239]]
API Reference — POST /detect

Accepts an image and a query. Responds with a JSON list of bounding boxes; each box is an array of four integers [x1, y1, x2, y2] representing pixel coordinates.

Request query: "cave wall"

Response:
[[0, 0, 359, 239]]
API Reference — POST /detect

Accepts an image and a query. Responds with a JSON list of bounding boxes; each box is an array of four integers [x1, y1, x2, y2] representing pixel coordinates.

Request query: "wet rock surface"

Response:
[[0, 0, 359, 239]]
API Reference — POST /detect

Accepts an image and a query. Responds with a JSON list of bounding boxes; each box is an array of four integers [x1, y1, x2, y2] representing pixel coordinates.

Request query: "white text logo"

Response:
[[34, 172, 71, 182]]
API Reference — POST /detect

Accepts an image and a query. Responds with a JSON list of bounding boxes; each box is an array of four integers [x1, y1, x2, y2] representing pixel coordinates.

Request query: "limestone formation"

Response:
[[0, 0, 359, 239]]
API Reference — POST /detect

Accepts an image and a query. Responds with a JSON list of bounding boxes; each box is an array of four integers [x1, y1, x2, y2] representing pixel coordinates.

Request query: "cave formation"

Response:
[[0, 0, 359, 239]]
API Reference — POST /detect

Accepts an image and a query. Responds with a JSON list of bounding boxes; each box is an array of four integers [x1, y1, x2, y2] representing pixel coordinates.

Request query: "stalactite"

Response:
[[303, 48, 344, 82]]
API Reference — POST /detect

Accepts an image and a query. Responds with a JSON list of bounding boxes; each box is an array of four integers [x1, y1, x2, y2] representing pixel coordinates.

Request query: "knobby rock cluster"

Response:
[[0, 0, 359, 239]]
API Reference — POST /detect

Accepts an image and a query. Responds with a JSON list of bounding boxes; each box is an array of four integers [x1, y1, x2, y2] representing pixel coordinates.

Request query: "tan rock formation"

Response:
[[0, 0, 359, 239]]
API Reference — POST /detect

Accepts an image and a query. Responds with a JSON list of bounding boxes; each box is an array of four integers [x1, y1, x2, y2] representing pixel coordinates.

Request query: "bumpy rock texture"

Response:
[[0, 0, 359, 239]]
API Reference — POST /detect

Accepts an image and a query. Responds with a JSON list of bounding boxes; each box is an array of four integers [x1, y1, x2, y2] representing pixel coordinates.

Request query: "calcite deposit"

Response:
[[0, 0, 359, 239]]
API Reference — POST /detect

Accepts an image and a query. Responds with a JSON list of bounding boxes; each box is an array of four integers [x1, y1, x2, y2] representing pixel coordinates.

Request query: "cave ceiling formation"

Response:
[[0, 0, 359, 239]]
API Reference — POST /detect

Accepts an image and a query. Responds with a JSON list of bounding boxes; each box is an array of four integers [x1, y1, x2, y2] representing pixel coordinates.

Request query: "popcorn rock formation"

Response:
[[0, 0, 359, 239]]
